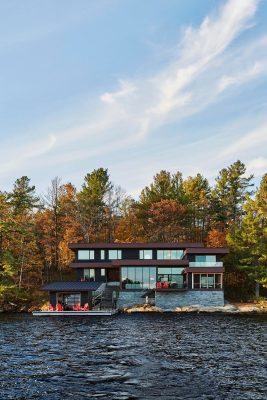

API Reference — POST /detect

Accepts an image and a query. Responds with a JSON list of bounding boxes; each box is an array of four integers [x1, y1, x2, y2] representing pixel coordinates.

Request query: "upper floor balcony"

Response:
[[189, 262, 223, 267]]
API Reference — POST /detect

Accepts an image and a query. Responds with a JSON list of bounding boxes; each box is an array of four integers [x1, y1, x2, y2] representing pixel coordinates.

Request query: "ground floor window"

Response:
[[157, 267, 185, 288], [57, 293, 81, 308], [193, 273, 222, 289], [121, 267, 156, 289]]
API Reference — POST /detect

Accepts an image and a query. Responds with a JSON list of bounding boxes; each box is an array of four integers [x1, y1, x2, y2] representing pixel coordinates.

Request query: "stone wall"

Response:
[[117, 290, 224, 310], [155, 291, 224, 310], [117, 291, 146, 309]]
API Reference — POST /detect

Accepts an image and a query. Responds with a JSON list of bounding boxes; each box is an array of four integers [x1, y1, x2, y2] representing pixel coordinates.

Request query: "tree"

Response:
[[211, 161, 254, 228], [140, 170, 186, 205], [115, 197, 146, 242], [77, 168, 113, 242], [183, 174, 210, 242], [226, 174, 267, 296], [148, 199, 186, 242], [7, 176, 39, 215]]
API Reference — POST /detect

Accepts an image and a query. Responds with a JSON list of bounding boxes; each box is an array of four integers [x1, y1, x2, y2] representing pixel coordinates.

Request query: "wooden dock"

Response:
[[32, 310, 118, 316]]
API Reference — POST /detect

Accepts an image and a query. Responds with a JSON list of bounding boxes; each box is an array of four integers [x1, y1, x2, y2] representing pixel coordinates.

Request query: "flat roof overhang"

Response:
[[184, 248, 229, 256], [70, 262, 115, 269], [70, 260, 189, 268], [68, 242, 204, 250], [155, 288, 188, 292], [185, 267, 225, 273], [41, 281, 102, 292]]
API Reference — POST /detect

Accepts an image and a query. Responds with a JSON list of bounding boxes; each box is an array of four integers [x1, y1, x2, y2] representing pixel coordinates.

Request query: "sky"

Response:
[[0, 0, 267, 197]]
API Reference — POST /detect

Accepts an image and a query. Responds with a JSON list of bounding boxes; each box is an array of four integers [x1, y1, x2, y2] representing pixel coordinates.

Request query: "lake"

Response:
[[0, 313, 266, 399]]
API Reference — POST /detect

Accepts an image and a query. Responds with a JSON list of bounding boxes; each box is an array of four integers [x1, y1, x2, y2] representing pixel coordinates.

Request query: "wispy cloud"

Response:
[[223, 122, 267, 156], [0, 0, 266, 192], [247, 156, 267, 176], [217, 61, 265, 92]]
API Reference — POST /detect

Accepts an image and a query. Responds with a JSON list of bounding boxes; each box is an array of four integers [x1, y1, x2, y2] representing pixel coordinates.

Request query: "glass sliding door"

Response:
[[121, 267, 156, 289]]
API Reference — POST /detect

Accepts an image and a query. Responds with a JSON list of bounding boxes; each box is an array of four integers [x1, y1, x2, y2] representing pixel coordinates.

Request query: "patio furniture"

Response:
[[156, 281, 163, 289], [73, 303, 82, 311], [163, 281, 169, 289]]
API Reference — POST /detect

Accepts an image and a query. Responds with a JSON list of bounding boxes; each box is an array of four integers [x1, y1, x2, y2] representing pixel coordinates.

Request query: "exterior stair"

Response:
[[100, 285, 118, 310]]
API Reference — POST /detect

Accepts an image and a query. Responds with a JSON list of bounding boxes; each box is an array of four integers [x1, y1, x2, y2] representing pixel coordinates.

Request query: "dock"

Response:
[[32, 310, 118, 316]]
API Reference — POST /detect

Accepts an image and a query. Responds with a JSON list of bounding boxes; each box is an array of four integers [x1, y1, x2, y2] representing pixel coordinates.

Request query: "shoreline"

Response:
[[1, 301, 267, 315], [121, 302, 267, 314]]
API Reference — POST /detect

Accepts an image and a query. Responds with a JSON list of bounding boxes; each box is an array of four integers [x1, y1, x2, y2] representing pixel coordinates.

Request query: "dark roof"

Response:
[[70, 262, 115, 269], [68, 242, 204, 250], [184, 267, 225, 273], [70, 260, 189, 268], [112, 259, 188, 266], [41, 281, 102, 292], [184, 248, 229, 255]]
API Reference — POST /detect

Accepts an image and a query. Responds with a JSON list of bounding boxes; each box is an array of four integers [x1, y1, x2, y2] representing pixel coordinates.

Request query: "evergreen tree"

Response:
[[8, 176, 39, 215], [77, 168, 113, 242], [211, 160, 254, 228]]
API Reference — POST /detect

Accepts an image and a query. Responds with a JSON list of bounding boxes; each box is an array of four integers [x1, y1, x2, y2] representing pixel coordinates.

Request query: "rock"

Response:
[[222, 304, 238, 312], [237, 305, 261, 313], [124, 304, 162, 313]]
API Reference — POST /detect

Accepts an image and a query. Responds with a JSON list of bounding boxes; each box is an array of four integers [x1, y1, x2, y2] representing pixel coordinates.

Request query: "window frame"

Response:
[[108, 249, 122, 260], [139, 250, 153, 260], [77, 250, 95, 261]]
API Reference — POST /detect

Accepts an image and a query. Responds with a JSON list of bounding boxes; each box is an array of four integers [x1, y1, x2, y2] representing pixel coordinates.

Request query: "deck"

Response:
[[32, 310, 118, 316]]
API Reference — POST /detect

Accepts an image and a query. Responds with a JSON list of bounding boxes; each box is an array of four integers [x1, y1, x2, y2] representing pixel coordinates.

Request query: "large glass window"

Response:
[[83, 269, 95, 281], [62, 293, 81, 308], [139, 250, 153, 259], [215, 274, 222, 288], [78, 250, 94, 260], [157, 267, 184, 288], [193, 274, 200, 289], [108, 250, 122, 260], [101, 250, 105, 260], [193, 273, 223, 289], [121, 267, 156, 289], [201, 275, 207, 288], [157, 250, 183, 260]]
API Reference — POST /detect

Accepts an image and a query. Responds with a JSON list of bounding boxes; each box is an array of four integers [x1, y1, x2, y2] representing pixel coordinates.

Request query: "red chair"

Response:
[[48, 304, 54, 311], [83, 303, 89, 311], [156, 281, 163, 289], [56, 303, 64, 311], [163, 281, 169, 289], [73, 303, 81, 311]]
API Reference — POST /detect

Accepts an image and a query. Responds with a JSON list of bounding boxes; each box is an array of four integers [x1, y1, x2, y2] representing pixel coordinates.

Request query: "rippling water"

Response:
[[0, 313, 266, 400]]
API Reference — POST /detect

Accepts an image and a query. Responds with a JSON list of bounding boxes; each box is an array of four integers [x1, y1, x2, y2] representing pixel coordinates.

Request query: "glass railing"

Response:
[[189, 262, 223, 267]]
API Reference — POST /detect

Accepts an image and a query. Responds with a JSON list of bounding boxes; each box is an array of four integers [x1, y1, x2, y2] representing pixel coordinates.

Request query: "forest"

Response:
[[0, 160, 266, 310]]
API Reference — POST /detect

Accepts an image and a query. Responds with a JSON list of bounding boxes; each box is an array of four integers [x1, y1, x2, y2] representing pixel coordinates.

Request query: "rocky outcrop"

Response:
[[175, 304, 239, 313], [123, 301, 267, 314], [123, 303, 163, 313]]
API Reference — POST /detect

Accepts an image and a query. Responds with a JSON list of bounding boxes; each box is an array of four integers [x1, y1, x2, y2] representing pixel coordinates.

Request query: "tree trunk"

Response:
[[255, 281, 260, 298]]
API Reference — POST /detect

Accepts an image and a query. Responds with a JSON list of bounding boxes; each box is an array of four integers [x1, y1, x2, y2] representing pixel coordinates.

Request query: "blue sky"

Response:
[[1, 0, 267, 196]]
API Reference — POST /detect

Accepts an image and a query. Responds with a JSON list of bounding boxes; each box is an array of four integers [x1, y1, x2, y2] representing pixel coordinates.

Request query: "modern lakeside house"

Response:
[[41, 242, 229, 312]]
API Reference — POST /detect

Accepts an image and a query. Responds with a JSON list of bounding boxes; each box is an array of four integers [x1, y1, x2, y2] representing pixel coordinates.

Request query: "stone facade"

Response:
[[117, 290, 224, 310], [155, 290, 224, 310], [117, 291, 146, 309]]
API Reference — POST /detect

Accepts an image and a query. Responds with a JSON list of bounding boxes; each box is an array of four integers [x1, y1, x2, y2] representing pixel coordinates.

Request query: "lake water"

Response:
[[0, 313, 266, 400]]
